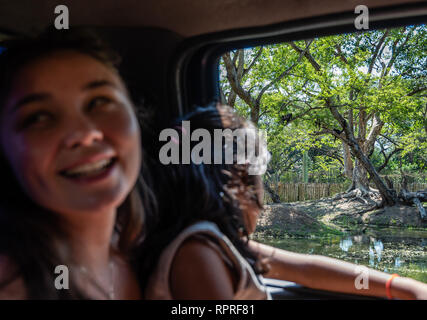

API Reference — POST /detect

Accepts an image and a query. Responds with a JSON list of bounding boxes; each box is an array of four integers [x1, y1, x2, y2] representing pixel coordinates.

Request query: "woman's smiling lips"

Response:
[[58, 152, 118, 184]]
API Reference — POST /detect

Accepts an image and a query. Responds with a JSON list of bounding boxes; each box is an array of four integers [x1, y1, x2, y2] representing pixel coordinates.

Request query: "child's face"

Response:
[[0, 50, 141, 217]]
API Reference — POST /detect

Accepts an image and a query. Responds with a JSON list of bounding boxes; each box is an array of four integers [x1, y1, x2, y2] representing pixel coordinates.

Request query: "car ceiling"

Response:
[[0, 0, 423, 37]]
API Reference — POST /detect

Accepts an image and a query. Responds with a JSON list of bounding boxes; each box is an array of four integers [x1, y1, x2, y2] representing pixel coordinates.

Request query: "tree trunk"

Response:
[[350, 159, 371, 192], [346, 137, 397, 206], [263, 182, 281, 203], [303, 152, 309, 183], [250, 104, 260, 125], [342, 141, 353, 179]]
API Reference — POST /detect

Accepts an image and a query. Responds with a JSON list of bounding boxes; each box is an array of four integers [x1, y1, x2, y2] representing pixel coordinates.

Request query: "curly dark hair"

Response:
[[137, 103, 267, 296]]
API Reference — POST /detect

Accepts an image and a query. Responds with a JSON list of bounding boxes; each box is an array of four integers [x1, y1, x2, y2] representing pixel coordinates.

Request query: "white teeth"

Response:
[[63, 158, 112, 176]]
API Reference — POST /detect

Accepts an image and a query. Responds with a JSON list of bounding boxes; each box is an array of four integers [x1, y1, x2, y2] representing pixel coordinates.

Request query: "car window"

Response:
[[219, 23, 427, 283]]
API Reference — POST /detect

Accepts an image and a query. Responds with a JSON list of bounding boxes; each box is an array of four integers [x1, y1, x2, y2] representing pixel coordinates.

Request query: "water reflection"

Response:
[[369, 247, 375, 266], [395, 257, 401, 268], [340, 235, 384, 266], [373, 239, 384, 263], [339, 237, 353, 252], [259, 227, 427, 283]]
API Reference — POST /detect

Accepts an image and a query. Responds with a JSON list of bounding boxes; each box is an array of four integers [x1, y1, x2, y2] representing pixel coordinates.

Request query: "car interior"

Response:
[[0, 0, 426, 299]]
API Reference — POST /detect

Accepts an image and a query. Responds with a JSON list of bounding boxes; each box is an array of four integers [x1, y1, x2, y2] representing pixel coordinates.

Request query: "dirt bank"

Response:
[[255, 197, 427, 237], [362, 205, 427, 228], [254, 202, 342, 238]]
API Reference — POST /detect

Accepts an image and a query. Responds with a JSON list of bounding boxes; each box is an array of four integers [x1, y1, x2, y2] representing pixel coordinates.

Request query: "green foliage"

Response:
[[220, 25, 427, 185]]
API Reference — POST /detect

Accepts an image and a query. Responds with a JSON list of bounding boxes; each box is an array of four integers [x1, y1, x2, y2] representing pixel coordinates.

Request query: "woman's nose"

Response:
[[64, 118, 104, 149]]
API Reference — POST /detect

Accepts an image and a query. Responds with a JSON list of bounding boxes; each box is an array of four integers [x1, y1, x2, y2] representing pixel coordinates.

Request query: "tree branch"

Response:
[[312, 127, 349, 145], [366, 113, 384, 155], [222, 52, 258, 108], [408, 86, 427, 96], [243, 47, 263, 77], [376, 141, 402, 172], [368, 29, 389, 74], [384, 27, 412, 77], [255, 46, 306, 105], [334, 44, 349, 65], [289, 41, 321, 72], [379, 134, 400, 146]]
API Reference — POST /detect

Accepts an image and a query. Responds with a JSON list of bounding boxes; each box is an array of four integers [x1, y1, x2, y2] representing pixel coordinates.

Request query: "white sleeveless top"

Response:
[[145, 221, 270, 300]]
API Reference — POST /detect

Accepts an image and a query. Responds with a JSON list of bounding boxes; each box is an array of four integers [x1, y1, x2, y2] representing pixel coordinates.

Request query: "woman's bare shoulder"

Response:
[[0, 255, 27, 300], [169, 237, 235, 299]]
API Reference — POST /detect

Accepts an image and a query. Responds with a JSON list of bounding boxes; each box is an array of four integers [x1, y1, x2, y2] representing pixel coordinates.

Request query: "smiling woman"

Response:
[[0, 28, 155, 299], [2, 50, 141, 215]]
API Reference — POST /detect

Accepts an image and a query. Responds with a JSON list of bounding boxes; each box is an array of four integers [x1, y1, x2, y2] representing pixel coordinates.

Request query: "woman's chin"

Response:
[[57, 183, 131, 216]]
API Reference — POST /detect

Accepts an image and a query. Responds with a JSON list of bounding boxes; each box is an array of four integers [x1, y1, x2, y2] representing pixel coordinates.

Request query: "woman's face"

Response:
[[0, 50, 141, 216]]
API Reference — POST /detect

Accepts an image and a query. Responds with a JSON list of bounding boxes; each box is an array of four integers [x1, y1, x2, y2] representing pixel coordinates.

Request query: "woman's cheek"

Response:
[[103, 105, 140, 141], [103, 108, 141, 173], [5, 136, 53, 199]]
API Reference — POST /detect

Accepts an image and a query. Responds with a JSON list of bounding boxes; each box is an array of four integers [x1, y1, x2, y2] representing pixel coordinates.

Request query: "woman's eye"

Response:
[[87, 96, 114, 111], [20, 111, 53, 129]]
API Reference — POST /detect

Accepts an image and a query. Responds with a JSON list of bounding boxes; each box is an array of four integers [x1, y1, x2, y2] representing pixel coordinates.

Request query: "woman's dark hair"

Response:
[[0, 27, 156, 299], [137, 103, 267, 295]]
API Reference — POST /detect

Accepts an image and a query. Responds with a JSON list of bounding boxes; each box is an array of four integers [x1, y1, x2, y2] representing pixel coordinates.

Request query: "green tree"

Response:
[[220, 25, 426, 211]]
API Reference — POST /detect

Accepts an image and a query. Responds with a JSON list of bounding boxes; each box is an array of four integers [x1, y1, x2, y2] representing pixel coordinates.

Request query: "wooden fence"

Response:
[[265, 182, 427, 203]]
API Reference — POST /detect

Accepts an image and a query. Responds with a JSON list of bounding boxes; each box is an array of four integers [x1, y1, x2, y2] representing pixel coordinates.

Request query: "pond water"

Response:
[[257, 227, 427, 283]]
